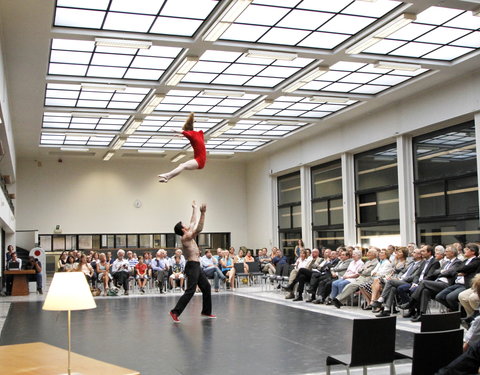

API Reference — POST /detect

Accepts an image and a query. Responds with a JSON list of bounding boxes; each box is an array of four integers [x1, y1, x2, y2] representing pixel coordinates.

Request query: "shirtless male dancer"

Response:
[[169, 201, 214, 323], [158, 113, 206, 183]]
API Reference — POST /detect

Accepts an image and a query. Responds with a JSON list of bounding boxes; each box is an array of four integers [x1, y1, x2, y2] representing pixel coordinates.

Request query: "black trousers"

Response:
[[172, 261, 211, 316], [114, 271, 129, 291], [436, 341, 480, 375]]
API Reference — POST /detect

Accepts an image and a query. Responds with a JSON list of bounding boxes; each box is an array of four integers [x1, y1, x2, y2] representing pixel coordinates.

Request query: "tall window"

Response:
[[278, 172, 301, 259], [355, 145, 400, 247], [414, 121, 478, 245], [311, 161, 343, 249]]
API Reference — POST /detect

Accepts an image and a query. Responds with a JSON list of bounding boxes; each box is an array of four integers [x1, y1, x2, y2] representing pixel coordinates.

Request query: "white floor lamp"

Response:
[[43, 272, 97, 375]]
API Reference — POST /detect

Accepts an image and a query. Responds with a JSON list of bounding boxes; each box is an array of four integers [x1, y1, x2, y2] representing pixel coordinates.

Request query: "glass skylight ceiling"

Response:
[[139, 115, 223, 133], [302, 61, 429, 94], [41, 132, 115, 147], [221, 0, 401, 48], [54, 0, 218, 37], [45, 83, 151, 110], [49, 39, 182, 80], [43, 1, 480, 154], [151, 89, 260, 114], [364, 7, 480, 61], [182, 51, 313, 87], [42, 112, 129, 131], [255, 96, 358, 119]]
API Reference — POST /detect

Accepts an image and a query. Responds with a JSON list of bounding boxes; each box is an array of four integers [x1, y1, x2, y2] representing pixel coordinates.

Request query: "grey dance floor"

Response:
[[0, 294, 413, 375]]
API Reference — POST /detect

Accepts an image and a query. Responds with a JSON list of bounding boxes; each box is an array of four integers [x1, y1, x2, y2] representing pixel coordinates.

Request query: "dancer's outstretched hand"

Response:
[[192, 201, 197, 209], [200, 203, 206, 213]]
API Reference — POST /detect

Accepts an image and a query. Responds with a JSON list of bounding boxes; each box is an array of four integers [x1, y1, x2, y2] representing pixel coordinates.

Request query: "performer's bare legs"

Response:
[[159, 113, 205, 183]]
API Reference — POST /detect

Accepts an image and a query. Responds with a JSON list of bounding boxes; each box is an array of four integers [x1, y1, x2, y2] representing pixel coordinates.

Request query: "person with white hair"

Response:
[[112, 249, 130, 295], [329, 249, 364, 303], [152, 249, 170, 293]]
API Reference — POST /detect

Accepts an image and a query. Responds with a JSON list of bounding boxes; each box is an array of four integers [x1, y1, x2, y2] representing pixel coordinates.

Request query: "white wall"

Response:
[[246, 71, 480, 248], [16, 158, 249, 248]]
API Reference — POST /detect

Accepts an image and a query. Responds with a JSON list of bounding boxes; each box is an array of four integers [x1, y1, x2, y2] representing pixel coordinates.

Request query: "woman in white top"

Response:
[[360, 249, 393, 307], [77, 254, 94, 286]]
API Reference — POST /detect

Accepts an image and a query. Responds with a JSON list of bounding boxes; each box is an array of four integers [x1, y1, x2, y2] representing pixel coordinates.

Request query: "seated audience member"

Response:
[[434, 245, 446, 267], [285, 249, 311, 299], [395, 245, 440, 311], [229, 246, 236, 260], [170, 249, 186, 269], [90, 252, 99, 288], [112, 249, 130, 295], [169, 255, 185, 290], [25, 255, 43, 294], [454, 242, 465, 261], [135, 256, 148, 293], [57, 251, 68, 272], [460, 274, 480, 327], [369, 247, 408, 312], [258, 248, 275, 275], [220, 250, 236, 290], [436, 340, 480, 375], [359, 249, 393, 307], [5, 245, 15, 263], [462, 277, 480, 347], [315, 249, 352, 304], [64, 255, 77, 272], [213, 248, 222, 263], [307, 249, 338, 302], [106, 251, 114, 265], [151, 249, 169, 293], [373, 248, 424, 316], [399, 245, 461, 321], [143, 251, 153, 279], [329, 249, 364, 303], [435, 243, 480, 313], [5, 252, 23, 295], [272, 249, 288, 277], [77, 254, 94, 287], [245, 250, 255, 263], [96, 253, 112, 296], [332, 248, 379, 308], [235, 248, 250, 274], [283, 248, 322, 301], [201, 249, 226, 292], [126, 251, 138, 275]]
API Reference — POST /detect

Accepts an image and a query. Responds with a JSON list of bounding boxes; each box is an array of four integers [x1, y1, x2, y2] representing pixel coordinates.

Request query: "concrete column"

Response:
[[341, 153, 356, 245], [271, 174, 278, 249], [397, 135, 416, 245], [300, 166, 312, 248]]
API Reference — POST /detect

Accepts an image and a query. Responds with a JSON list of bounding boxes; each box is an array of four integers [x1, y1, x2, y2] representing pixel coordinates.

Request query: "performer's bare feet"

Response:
[[182, 112, 194, 131], [158, 174, 169, 183]]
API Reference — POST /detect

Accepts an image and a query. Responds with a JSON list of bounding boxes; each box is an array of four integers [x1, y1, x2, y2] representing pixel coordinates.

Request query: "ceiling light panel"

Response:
[[123, 136, 189, 149], [42, 112, 129, 131], [40, 132, 114, 146], [299, 61, 429, 95], [180, 50, 312, 88], [206, 137, 270, 151], [45, 83, 150, 110], [138, 115, 223, 133], [363, 7, 480, 61], [49, 39, 182, 81], [54, 0, 218, 37], [219, 1, 401, 48], [223, 119, 307, 137], [146, 89, 259, 115], [249, 96, 358, 119]]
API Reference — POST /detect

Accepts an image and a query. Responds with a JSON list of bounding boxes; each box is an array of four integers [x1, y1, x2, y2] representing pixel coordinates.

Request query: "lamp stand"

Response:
[[60, 310, 82, 375]]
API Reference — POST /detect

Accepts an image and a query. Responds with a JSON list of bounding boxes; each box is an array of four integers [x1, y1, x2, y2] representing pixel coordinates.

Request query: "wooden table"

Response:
[[0, 342, 140, 374], [4, 270, 35, 296]]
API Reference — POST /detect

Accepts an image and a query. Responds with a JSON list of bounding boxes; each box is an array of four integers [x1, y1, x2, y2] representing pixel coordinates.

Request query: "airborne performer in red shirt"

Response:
[[158, 113, 206, 183]]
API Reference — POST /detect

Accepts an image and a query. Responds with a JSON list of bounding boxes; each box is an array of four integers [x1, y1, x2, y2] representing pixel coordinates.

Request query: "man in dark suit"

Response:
[[374, 248, 424, 316], [435, 243, 480, 312], [395, 245, 440, 315], [402, 245, 462, 321]]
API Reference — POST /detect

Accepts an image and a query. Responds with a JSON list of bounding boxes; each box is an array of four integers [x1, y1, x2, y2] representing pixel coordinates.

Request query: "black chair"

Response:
[[420, 311, 461, 332], [234, 263, 249, 287], [395, 328, 463, 375], [326, 316, 397, 375], [246, 261, 263, 285]]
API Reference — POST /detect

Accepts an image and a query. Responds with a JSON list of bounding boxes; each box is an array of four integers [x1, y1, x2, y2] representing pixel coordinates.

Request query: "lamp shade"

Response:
[[43, 272, 97, 311]]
